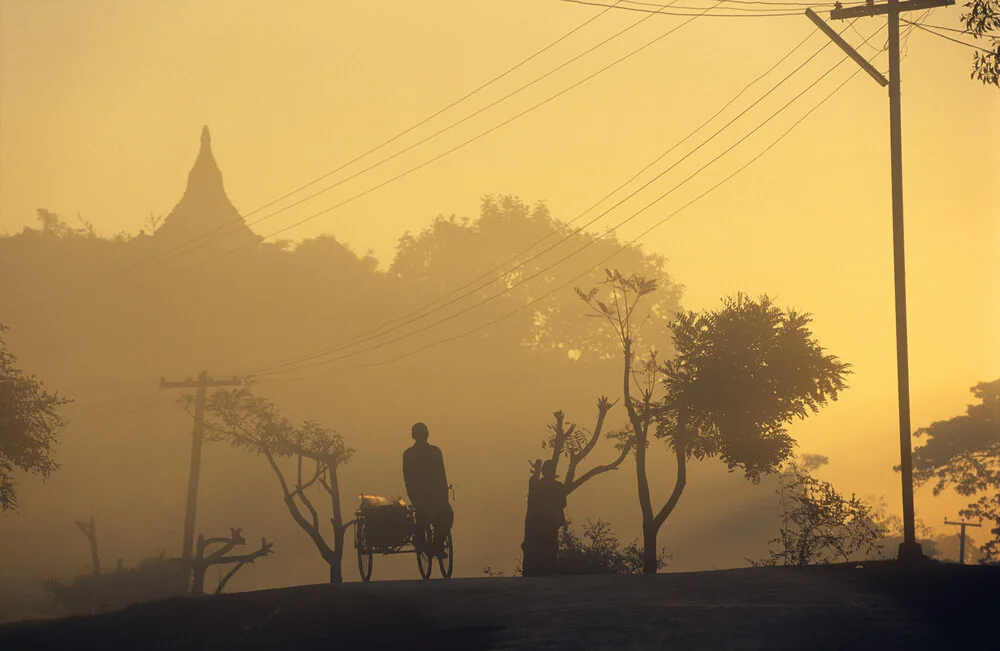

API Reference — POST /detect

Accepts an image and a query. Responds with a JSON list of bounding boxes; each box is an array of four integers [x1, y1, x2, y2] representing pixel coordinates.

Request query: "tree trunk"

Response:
[[328, 466, 345, 584], [328, 555, 343, 584], [642, 517, 659, 574]]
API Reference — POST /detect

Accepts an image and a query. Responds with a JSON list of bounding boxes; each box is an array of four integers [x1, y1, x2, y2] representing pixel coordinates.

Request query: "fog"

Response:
[[1, 0, 996, 626], [1, 130, 797, 617]]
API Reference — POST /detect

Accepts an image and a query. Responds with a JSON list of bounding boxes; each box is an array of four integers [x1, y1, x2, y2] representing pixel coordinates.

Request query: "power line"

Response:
[[903, 18, 995, 52], [253, 26, 875, 379], [626, 0, 843, 5], [562, 0, 805, 17], [241, 27, 822, 377], [907, 21, 973, 35], [269, 55, 876, 383], [26, 1, 629, 309], [622, 0, 841, 11], [91, 1, 723, 303], [243, 26, 839, 377], [137, 0, 674, 267]]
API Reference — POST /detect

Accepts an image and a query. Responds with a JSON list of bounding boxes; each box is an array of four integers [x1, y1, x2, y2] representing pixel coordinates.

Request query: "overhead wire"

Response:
[[269, 47, 882, 383], [562, 0, 812, 17], [903, 18, 995, 53], [89, 1, 725, 304], [239, 26, 821, 376], [140, 0, 675, 262], [27, 0, 629, 310], [242, 25, 835, 377], [251, 20, 878, 380]]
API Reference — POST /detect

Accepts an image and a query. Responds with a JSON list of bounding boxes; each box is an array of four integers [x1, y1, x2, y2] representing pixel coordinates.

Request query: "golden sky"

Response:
[[1, 0, 998, 525]]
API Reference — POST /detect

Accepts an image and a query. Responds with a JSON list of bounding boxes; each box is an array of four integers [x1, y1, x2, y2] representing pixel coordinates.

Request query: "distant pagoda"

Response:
[[151, 126, 259, 258]]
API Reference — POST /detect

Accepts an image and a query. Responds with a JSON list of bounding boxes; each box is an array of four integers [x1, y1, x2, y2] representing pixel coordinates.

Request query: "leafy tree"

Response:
[[751, 457, 885, 566], [964, 0, 1000, 86], [910, 378, 1000, 560], [579, 271, 851, 572], [391, 195, 682, 359], [557, 519, 669, 575], [198, 384, 354, 583], [0, 324, 71, 512]]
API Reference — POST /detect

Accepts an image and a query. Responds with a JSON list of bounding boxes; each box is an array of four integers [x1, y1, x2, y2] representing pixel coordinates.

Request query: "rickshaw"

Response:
[[353, 493, 454, 582]]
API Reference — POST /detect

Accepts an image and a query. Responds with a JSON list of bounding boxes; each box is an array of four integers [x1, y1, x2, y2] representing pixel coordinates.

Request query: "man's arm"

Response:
[[435, 447, 449, 497], [403, 449, 414, 502]]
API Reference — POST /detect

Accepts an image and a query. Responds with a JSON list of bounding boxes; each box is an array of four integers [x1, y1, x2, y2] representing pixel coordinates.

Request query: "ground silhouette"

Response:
[[1, 562, 997, 650]]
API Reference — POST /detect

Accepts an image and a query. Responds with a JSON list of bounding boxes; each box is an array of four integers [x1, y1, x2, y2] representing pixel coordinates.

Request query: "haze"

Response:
[[0, 0, 997, 616]]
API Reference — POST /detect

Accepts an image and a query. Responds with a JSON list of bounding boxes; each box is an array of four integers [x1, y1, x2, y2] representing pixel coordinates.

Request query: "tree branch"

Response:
[[653, 431, 687, 529], [213, 538, 274, 595], [566, 440, 634, 495]]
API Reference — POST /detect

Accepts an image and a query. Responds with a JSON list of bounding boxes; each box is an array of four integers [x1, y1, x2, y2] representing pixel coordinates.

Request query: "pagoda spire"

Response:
[[151, 126, 259, 255]]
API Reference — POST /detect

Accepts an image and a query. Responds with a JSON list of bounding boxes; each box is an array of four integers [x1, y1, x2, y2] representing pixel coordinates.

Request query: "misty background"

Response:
[[1, 0, 996, 621]]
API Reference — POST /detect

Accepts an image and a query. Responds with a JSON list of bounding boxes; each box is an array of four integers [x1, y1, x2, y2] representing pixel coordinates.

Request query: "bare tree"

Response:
[[191, 527, 274, 595], [542, 396, 633, 496], [73, 516, 101, 576], [197, 384, 354, 583]]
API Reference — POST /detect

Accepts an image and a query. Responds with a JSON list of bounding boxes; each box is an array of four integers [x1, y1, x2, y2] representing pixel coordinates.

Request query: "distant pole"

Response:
[[160, 371, 241, 561], [944, 519, 982, 564], [826, 0, 953, 562]]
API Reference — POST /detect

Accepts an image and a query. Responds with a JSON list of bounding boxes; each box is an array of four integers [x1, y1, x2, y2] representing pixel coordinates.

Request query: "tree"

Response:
[[190, 527, 274, 596], [910, 378, 1000, 560], [540, 396, 633, 497], [579, 271, 851, 572], [0, 324, 71, 512], [199, 384, 354, 583], [751, 456, 885, 566], [964, 0, 1000, 86], [391, 195, 682, 359]]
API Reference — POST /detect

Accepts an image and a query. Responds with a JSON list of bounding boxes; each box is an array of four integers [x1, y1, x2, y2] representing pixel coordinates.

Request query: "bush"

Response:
[[42, 554, 188, 616], [557, 519, 670, 575]]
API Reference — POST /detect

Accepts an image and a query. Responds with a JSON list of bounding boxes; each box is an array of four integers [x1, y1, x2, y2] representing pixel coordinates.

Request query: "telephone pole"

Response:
[[815, 0, 953, 562], [944, 519, 981, 564], [160, 371, 240, 562]]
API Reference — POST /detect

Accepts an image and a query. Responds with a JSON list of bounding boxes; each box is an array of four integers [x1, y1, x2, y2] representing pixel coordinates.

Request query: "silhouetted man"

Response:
[[522, 459, 567, 577], [403, 422, 453, 558]]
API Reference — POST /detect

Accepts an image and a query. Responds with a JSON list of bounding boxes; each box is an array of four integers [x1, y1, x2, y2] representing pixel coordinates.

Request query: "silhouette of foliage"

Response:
[[197, 383, 355, 583], [751, 460, 885, 566], [557, 519, 669, 575], [0, 324, 72, 512], [42, 554, 188, 616], [392, 195, 681, 359], [964, 0, 1000, 86], [660, 293, 851, 481], [579, 275, 851, 572], [910, 378, 1000, 560]]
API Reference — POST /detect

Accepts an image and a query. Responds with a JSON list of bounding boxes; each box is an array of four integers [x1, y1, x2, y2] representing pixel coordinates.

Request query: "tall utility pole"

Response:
[[815, 0, 953, 561], [160, 371, 240, 562], [944, 519, 981, 564]]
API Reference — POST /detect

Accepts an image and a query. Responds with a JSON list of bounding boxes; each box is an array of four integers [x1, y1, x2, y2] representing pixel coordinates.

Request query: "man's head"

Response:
[[541, 459, 557, 479], [411, 422, 430, 442]]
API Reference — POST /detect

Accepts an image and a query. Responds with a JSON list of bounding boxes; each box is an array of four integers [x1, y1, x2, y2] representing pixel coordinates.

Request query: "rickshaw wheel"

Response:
[[416, 527, 434, 580], [356, 521, 373, 582], [438, 532, 453, 579]]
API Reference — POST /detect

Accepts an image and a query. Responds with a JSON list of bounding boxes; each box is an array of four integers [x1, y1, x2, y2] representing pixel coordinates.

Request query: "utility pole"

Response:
[[944, 519, 981, 564], [160, 371, 241, 562], [811, 0, 953, 562]]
